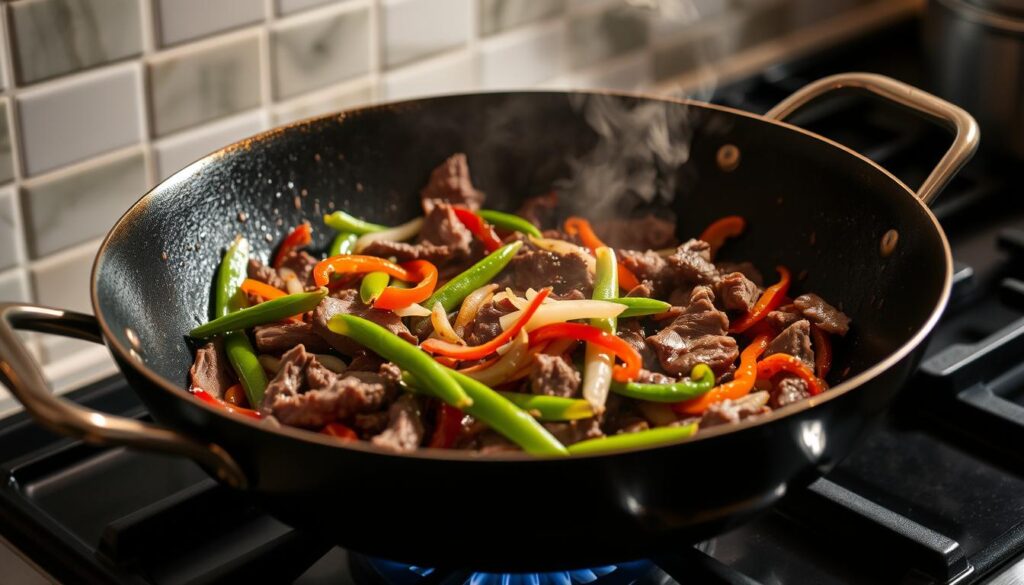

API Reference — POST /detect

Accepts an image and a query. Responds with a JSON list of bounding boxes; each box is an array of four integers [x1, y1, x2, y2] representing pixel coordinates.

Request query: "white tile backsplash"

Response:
[[0, 187, 20, 270], [381, 52, 476, 100], [0, 268, 29, 302], [277, 0, 348, 15], [31, 240, 99, 314], [271, 5, 371, 100], [17, 64, 142, 176], [381, 0, 472, 69], [154, 0, 265, 47], [155, 110, 266, 180], [272, 80, 375, 124], [479, 23, 566, 89]]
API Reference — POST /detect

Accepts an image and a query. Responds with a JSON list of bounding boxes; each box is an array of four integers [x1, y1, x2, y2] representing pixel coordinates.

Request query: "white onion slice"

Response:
[[354, 217, 424, 253], [499, 300, 626, 332], [459, 330, 529, 386], [431, 302, 465, 345], [393, 303, 432, 317], [313, 353, 347, 373], [453, 284, 497, 336]]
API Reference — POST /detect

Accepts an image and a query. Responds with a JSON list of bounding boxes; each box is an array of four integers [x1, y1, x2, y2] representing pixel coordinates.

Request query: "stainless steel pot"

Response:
[[925, 0, 1024, 158]]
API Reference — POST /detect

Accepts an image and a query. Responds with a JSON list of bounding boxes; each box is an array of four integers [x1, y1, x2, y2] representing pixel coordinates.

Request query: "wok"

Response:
[[0, 73, 977, 570]]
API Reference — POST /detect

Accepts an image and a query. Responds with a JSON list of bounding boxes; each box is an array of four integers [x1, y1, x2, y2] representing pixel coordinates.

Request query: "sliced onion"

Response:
[[499, 300, 626, 332], [394, 303, 432, 317], [453, 284, 497, 336], [278, 267, 305, 295], [354, 217, 424, 253], [431, 302, 465, 345], [581, 344, 614, 413], [313, 353, 347, 373], [459, 330, 529, 386], [528, 235, 596, 273], [258, 354, 281, 374]]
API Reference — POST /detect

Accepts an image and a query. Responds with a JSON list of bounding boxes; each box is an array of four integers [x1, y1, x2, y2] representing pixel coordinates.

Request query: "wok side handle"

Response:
[[0, 302, 248, 489], [765, 72, 980, 205]]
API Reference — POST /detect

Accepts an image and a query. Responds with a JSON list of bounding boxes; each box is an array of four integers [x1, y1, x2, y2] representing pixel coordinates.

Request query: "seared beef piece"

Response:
[[502, 247, 593, 296], [716, 261, 763, 286], [254, 322, 331, 354], [543, 418, 603, 446], [464, 298, 517, 346], [618, 250, 675, 298], [361, 240, 452, 265], [262, 345, 397, 428], [529, 354, 581, 398], [248, 258, 286, 290], [667, 286, 695, 307], [371, 395, 425, 452], [699, 391, 771, 428], [666, 239, 718, 285], [420, 153, 484, 211], [552, 289, 586, 301], [794, 293, 851, 336], [278, 251, 319, 289], [647, 286, 739, 376], [771, 376, 810, 408], [189, 340, 233, 399], [353, 411, 390, 436], [515, 190, 559, 229], [346, 352, 384, 372], [625, 283, 652, 298], [766, 304, 802, 330], [363, 203, 475, 267], [617, 319, 659, 370], [312, 290, 416, 356], [716, 272, 760, 313], [378, 362, 402, 384], [765, 320, 815, 369], [592, 215, 677, 250], [635, 369, 675, 384], [477, 430, 521, 453]]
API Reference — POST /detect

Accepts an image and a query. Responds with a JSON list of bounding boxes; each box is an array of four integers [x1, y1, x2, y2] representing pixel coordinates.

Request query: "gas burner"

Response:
[[351, 556, 654, 585]]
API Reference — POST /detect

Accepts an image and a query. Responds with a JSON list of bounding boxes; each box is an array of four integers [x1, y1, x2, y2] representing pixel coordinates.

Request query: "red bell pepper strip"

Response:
[[321, 422, 358, 441], [240, 279, 304, 322], [373, 260, 438, 310], [191, 388, 262, 419], [452, 207, 503, 252], [756, 353, 825, 396], [313, 255, 413, 287], [674, 334, 770, 415], [528, 322, 642, 383], [810, 325, 832, 379], [420, 288, 551, 360], [563, 217, 641, 291], [699, 215, 745, 260], [273, 223, 312, 268], [428, 403, 464, 448], [729, 266, 791, 334]]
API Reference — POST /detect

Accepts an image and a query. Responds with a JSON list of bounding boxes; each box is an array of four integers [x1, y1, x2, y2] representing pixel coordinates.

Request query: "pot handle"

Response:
[[764, 72, 979, 205], [0, 303, 248, 489]]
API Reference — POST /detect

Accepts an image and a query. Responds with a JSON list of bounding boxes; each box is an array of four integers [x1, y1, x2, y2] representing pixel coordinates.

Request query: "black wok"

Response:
[[0, 73, 977, 570]]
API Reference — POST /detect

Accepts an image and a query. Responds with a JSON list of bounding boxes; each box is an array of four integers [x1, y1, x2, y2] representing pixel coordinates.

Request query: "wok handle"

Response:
[[764, 72, 979, 205], [0, 303, 248, 489]]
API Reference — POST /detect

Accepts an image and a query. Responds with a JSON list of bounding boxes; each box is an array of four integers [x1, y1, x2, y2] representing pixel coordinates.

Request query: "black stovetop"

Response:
[[4, 16, 1024, 585]]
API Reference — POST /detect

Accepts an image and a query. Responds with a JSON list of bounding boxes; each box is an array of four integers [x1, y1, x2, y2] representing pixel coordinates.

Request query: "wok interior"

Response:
[[94, 92, 948, 409]]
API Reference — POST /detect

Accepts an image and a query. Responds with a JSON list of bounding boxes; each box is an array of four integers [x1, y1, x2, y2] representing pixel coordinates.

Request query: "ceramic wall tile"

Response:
[[568, 4, 649, 69], [381, 0, 471, 69], [154, 0, 265, 47], [0, 188, 20, 270], [271, 80, 374, 124], [0, 268, 30, 303], [276, 0, 347, 15], [0, 100, 14, 185], [31, 241, 99, 314], [479, 23, 565, 89], [381, 53, 476, 100], [154, 111, 265, 180], [271, 6, 370, 100], [479, 0, 565, 36]]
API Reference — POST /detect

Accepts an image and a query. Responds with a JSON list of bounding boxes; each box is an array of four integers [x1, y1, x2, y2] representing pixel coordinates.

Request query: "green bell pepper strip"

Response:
[[421, 240, 523, 313], [567, 422, 699, 455], [323, 210, 387, 235], [403, 370, 568, 456], [497, 392, 594, 421], [329, 232, 358, 256], [215, 237, 268, 407], [328, 315, 472, 409], [608, 297, 672, 318], [191, 288, 328, 339], [590, 247, 618, 333], [477, 209, 541, 238], [610, 363, 715, 402], [359, 271, 390, 304]]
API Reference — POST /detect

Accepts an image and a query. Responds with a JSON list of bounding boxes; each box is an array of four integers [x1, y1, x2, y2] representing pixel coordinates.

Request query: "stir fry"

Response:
[[187, 153, 851, 455]]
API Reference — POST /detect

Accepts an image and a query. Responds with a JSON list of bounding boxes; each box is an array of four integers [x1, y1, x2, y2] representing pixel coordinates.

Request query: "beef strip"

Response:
[[635, 369, 675, 384], [794, 293, 851, 336], [262, 345, 397, 428], [529, 354, 581, 398], [646, 286, 739, 376], [312, 290, 416, 356], [278, 251, 319, 289], [592, 215, 677, 250], [716, 272, 760, 313], [617, 319, 659, 370], [618, 249, 676, 298], [248, 258, 286, 290], [189, 340, 233, 399], [766, 304, 802, 330], [353, 411, 390, 436], [764, 320, 815, 369], [420, 153, 484, 211], [371, 395, 425, 452], [362, 203, 475, 267], [699, 391, 771, 428], [770, 377, 810, 408], [254, 322, 332, 354], [625, 283, 652, 298], [666, 239, 719, 285], [345, 352, 385, 372], [464, 298, 517, 346], [542, 418, 603, 446], [361, 240, 453, 265], [502, 247, 593, 296], [515, 190, 559, 229], [716, 261, 763, 287], [477, 430, 521, 453]]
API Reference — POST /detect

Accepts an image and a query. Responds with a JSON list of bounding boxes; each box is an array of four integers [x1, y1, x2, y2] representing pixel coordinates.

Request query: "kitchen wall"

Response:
[[0, 0, 884, 407]]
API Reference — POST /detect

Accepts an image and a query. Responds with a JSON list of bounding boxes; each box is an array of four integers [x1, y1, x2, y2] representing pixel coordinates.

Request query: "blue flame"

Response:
[[365, 557, 651, 585]]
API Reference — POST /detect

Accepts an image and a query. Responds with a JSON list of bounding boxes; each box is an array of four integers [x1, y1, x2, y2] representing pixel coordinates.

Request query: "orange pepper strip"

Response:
[[528, 322, 642, 383], [729, 266, 791, 334], [699, 215, 746, 260], [564, 217, 641, 291], [674, 334, 770, 416], [420, 288, 551, 360], [810, 325, 832, 379], [240, 279, 304, 323], [191, 388, 262, 419], [321, 422, 358, 441], [273, 223, 312, 268], [313, 255, 412, 288], [373, 260, 438, 310], [756, 353, 825, 396]]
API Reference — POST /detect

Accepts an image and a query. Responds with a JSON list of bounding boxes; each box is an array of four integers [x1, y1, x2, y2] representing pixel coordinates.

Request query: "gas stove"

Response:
[[4, 15, 1024, 585]]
